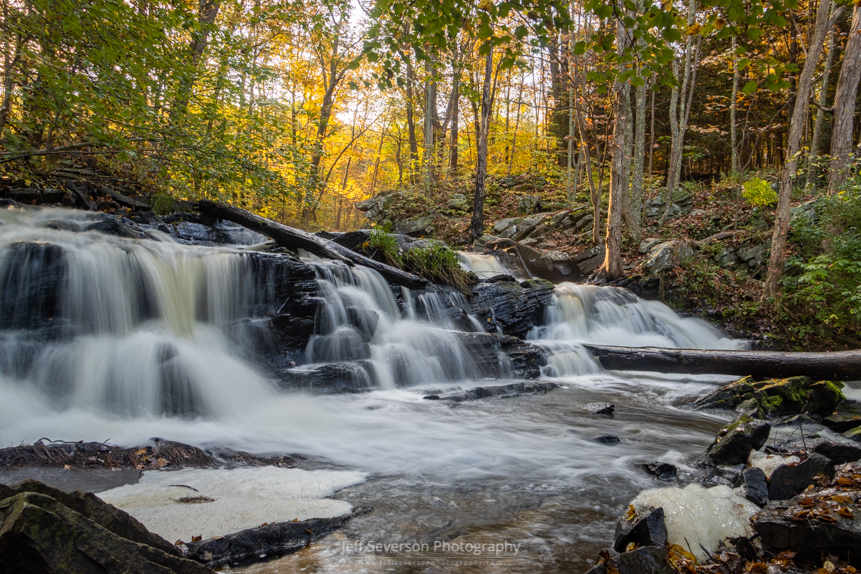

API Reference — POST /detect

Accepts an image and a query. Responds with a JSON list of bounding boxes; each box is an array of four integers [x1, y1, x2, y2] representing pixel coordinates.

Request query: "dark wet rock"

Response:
[[768, 453, 836, 501], [586, 402, 615, 415], [594, 435, 621, 445], [742, 467, 769, 507], [431, 381, 559, 402], [5, 186, 65, 204], [639, 462, 677, 481], [0, 490, 211, 573], [330, 229, 370, 251], [468, 278, 554, 338], [276, 362, 374, 394], [453, 332, 546, 379], [755, 473, 861, 566], [845, 426, 861, 442], [0, 479, 181, 556], [514, 244, 580, 283], [186, 512, 359, 569], [614, 508, 667, 552], [585, 546, 671, 574], [86, 215, 149, 239], [813, 441, 861, 464], [776, 413, 823, 426], [0, 242, 65, 332], [824, 399, 861, 433], [346, 307, 379, 343], [705, 418, 771, 466], [573, 244, 605, 276], [262, 315, 315, 366], [242, 252, 318, 318], [0, 438, 295, 472], [693, 376, 845, 419]]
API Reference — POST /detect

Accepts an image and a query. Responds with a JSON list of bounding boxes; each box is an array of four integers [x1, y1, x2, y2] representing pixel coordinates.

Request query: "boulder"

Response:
[[705, 418, 771, 466], [428, 381, 559, 402], [824, 399, 861, 432], [468, 279, 554, 338], [510, 214, 545, 241], [639, 463, 677, 481], [844, 426, 861, 442], [276, 361, 374, 394], [812, 441, 861, 464], [492, 217, 525, 238], [186, 513, 358, 569], [573, 244, 605, 276], [0, 490, 211, 574], [453, 332, 547, 380], [643, 240, 694, 274], [742, 467, 769, 507], [346, 307, 379, 343], [614, 508, 667, 552], [768, 453, 836, 501], [517, 194, 544, 214], [693, 376, 845, 419], [594, 435, 621, 445], [754, 465, 861, 567], [586, 402, 615, 415], [638, 238, 662, 254], [585, 546, 671, 574], [515, 244, 580, 283], [447, 193, 469, 211]]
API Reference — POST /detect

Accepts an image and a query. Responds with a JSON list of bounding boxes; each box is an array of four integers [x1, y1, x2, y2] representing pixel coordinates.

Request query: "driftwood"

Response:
[[196, 200, 428, 290], [582, 344, 861, 380]]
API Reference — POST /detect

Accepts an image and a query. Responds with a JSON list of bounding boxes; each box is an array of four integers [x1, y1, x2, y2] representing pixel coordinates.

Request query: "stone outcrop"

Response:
[[704, 418, 771, 466], [468, 279, 554, 338], [424, 381, 559, 402], [0, 481, 211, 573], [693, 376, 846, 419]]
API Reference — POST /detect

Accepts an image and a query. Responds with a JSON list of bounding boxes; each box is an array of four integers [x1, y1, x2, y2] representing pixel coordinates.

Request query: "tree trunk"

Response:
[[598, 4, 630, 280], [196, 201, 428, 289], [171, 0, 220, 119], [405, 61, 419, 180], [423, 60, 436, 188], [807, 18, 837, 188], [648, 86, 655, 176], [470, 46, 494, 242], [731, 35, 739, 176], [630, 40, 647, 244], [827, 4, 861, 194], [450, 71, 460, 175], [576, 104, 601, 245], [508, 72, 523, 177], [582, 344, 861, 380], [764, 0, 836, 296]]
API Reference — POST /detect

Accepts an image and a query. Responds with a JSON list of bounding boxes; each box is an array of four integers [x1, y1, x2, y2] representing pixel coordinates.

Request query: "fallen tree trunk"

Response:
[[582, 344, 861, 380], [196, 200, 428, 290]]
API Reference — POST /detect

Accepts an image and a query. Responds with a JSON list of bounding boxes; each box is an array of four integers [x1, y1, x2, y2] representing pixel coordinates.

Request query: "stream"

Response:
[[0, 206, 746, 572]]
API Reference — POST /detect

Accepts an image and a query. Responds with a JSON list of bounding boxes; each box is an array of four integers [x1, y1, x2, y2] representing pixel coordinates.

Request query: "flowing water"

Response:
[[0, 206, 744, 573]]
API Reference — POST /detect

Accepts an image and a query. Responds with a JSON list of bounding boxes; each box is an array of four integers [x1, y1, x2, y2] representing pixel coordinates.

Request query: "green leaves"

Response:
[[742, 80, 758, 94]]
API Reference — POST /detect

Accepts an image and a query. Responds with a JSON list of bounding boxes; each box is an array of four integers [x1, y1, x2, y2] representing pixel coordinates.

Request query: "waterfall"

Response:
[[0, 207, 276, 418], [304, 262, 505, 389], [457, 251, 524, 279]]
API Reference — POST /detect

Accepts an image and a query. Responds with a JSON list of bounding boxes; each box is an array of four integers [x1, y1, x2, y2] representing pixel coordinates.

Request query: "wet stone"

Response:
[[586, 402, 615, 415], [614, 507, 668, 552], [768, 453, 836, 501], [594, 435, 621, 445], [742, 467, 769, 507], [638, 462, 677, 481]]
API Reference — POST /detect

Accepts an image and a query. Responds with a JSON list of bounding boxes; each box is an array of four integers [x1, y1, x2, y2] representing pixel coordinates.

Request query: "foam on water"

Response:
[[98, 467, 365, 541]]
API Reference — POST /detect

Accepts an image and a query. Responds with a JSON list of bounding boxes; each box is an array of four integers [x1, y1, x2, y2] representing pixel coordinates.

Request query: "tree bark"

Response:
[[196, 201, 428, 289], [827, 4, 861, 194], [598, 3, 630, 280], [731, 35, 739, 176], [405, 61, 420, 180], [470, 46, 494, 242], [423, 60, 436, 188], [576, 103, 601, 245], [449, 69, 460, 175], [807, 17, 837, 188], [582, 344, 861, 381], [764, 0, 836, 296], [631, 37, 647, 244]]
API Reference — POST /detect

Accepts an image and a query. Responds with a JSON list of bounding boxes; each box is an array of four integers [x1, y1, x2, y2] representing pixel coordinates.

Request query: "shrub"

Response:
[[742, 177, 777, 206]]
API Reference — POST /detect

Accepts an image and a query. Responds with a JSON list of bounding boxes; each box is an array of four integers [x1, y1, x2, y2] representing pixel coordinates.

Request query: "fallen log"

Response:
[[196, 200, 428, 290], [582, 344, 861, 380]]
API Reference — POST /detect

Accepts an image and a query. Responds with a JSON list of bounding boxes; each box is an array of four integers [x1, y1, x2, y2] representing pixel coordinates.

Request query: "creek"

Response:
[[0, 206, 745, 572]]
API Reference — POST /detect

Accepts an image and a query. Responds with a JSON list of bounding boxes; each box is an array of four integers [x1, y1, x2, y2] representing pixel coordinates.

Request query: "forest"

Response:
[[0, 0, 860, 347]]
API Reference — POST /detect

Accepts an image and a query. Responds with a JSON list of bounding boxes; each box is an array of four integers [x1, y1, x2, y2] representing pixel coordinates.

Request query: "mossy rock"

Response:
[[843, 425, 861, 443], [693, 376, 845, 418], [705, 417, 771, 466]]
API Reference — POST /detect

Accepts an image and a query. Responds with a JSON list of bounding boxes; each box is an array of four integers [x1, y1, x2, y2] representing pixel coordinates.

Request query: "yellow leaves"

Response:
[[686, 23, 702, 36], [477, 0, 493, 10], [626, 504, 637, 521]]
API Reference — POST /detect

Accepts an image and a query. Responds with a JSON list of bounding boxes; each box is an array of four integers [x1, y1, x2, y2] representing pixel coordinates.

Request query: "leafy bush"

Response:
[[782, 186, 861, 342], [364, 228, 473, 291], [742, 177, 777, 206]]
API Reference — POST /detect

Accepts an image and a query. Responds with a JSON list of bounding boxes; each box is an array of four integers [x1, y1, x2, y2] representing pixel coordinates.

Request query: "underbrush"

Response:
[[366, 227, 473, 291]]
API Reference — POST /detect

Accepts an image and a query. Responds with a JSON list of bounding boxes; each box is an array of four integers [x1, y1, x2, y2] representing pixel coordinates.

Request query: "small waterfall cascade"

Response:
[[457, 251, 525, 279], [0, 207, 280, 418], [529, 283, 744, 377], [304, 262, 509, 389]]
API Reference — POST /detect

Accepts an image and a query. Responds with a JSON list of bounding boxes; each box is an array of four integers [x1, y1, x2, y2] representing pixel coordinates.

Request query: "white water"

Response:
[[457, 252, 515, 279], [0, 206, 746, 571]]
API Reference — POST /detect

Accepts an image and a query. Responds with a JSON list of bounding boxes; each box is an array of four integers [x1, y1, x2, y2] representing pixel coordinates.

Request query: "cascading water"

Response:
[[0, 205, 749, 574], [305, 262, 506, 389]]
